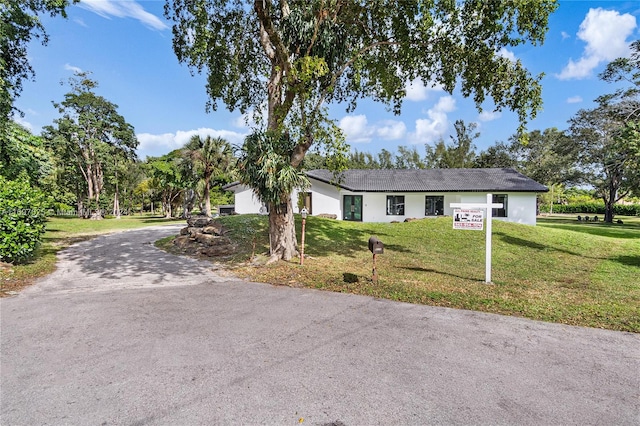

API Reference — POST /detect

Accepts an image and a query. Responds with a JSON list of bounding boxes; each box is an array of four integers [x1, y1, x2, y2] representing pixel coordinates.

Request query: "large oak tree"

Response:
[[43, 73, 137, 218], [165, 0, 558, 261]]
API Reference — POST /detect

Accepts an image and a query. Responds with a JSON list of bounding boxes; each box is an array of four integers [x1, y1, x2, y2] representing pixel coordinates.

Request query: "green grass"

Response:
[[0, 215, 180, 295], [214, 214, 640, 332]]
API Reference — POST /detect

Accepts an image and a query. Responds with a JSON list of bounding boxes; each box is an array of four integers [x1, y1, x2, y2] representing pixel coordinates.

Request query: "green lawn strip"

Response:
[[1, 215, 179, 295], [218, 215, 640, 332]]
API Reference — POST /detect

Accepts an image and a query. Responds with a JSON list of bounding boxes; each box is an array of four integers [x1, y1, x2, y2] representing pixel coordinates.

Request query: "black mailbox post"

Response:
[[368, 236, 383, 282], [368, 236, 384, 254]]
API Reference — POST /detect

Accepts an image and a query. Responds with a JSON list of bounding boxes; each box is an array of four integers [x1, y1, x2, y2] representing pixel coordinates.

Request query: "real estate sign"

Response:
[[453, 209, 484, 230]]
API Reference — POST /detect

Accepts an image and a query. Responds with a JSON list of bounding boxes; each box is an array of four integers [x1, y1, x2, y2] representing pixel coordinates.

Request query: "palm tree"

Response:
[[183, 135, 233, 217]]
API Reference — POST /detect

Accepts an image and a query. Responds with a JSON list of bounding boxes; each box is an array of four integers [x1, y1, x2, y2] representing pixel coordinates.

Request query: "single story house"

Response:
[[224, 168, 548, 225]]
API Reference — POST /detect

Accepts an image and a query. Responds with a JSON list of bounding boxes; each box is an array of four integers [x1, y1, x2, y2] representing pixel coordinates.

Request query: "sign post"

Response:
[[450, 194, 503, 283]]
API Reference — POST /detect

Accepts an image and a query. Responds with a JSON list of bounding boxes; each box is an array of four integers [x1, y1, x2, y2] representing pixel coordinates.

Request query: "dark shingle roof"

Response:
[[305, 168, 548, 193]]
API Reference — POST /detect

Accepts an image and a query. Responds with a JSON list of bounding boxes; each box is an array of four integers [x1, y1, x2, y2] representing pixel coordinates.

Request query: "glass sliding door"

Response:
[[343, 195, 362, 221]]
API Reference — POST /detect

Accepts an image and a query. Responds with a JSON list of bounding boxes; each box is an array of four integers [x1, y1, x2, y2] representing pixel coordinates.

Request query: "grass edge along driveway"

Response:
[[210, 214, 640, 333]]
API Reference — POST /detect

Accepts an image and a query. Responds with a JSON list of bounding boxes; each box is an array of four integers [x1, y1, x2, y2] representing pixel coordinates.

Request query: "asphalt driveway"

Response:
[[1, 225, 638, 425]]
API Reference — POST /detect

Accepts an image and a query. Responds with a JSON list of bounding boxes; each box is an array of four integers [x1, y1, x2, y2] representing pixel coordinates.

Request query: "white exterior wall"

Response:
[[308, 180, 341, 216], [502, 192, 537, 225], [231, 182, 539, 225], [229, 185, 305, 215], [232, 185, 263, 214]]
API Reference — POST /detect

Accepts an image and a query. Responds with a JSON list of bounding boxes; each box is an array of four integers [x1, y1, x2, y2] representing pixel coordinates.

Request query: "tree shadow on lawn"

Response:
[[537, 223, 640, 239], [495, 232, 639, 269], [609, 255, 640, 268], [399, 266, 485, 283], [303, 219, 414, 257]]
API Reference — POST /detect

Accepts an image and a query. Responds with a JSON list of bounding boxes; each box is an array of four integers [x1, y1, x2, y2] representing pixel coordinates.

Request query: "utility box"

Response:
[[368, 236, 384, 254]]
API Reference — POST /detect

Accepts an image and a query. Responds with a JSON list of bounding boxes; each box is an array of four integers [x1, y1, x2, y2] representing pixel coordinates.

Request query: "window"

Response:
[[386, 195, 405, 215], [492, 194, 508, 217], [425, 196, 444, 216]]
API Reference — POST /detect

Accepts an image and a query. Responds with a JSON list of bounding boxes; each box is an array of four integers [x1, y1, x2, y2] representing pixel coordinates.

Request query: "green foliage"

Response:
[[0, 0, 78, 125], [145, 151, 185, 217], [0, 175, 49, 263], [0, 121, 52, 183], [237, 131, 309, 205], [182, 135, 235, 216], [42, 72, 138, 214], [166, 0, 556, 128]]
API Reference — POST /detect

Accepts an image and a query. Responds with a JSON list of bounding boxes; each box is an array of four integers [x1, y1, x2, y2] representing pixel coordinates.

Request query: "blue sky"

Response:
[[14, 0, 640, 159]]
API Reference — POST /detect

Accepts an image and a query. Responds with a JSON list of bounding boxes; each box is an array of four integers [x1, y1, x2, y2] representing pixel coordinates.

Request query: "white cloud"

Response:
[[339, 115, 373, 143], [136, 128, 247, 158], [567, 95, 583, 104], [376, 120, 407, 140], [496, 47, 516, 62], [409, 96, 456, 144], [478, 110, 501, 122], [561, 31, 570, 40], [404, 79, 444, 102], [338, 115, 407, 143], [79, 0, 169, 31], [557, 8, 636, 80], [64, 63, 83, 74]]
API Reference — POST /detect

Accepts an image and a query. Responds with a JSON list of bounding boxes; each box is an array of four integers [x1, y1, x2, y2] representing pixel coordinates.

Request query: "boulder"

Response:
[[317, 213, 337, 219], [195, 233, 232, 247], [199, 245, 235, 257], [202, 224, 224, 236], [187, 216, 213, 228], [404, 217, 421, 222], [172, 217, 234, 258]]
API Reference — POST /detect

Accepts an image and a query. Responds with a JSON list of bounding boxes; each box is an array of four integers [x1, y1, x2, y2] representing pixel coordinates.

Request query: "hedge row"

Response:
[[539, 202, 640, 216]]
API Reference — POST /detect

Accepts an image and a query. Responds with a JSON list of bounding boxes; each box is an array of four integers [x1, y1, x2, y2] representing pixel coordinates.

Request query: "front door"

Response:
[[343, 195, 362, 221]]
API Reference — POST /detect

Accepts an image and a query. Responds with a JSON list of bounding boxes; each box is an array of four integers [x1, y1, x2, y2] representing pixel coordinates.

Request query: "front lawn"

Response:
[[215, 214, 640, 332]]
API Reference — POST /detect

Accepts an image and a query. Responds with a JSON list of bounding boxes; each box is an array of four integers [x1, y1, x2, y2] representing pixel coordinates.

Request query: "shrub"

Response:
[[0, 175, 49, 263]]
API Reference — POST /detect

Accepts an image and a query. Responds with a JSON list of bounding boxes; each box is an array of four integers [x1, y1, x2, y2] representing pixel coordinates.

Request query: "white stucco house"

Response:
[[223, 168, 548, 225]]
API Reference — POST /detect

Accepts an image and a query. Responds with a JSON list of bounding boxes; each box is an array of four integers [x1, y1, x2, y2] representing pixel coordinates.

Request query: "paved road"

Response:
[[1, 226, 639, 425]]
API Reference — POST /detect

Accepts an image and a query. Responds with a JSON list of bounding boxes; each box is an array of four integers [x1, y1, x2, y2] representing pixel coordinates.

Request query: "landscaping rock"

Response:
[[202, 224, 223, 235], [404, 217, 421, 222], [172, 218, 235, 258], [317, 213, 337, 219], [199, 245, 235, 257], [187, 216, 214, 228], [173, 235, 193, 249]]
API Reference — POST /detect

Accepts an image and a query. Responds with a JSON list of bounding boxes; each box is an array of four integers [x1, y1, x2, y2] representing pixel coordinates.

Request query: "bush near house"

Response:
[[539, 202, 640, 216], [0, 176, 49, 263]]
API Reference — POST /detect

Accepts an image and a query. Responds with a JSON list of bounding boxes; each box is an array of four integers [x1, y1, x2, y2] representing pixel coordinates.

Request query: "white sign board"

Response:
[[450, 194, 503, 283], [453, 209, 484, 230]]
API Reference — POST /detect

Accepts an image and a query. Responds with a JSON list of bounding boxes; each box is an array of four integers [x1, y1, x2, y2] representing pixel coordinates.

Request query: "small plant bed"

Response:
[[213, 214, 640, 332], [0, 215, 179, 296]]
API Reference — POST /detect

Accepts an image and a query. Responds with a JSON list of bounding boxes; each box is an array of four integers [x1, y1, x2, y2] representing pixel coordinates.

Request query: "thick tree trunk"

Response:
[[604, 194, 615, 223], [267, 197, 298, 264], [113, 190, 120, 219], [204, 180, 212, 217]]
